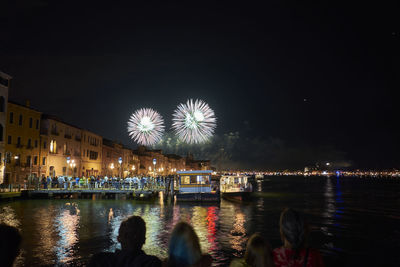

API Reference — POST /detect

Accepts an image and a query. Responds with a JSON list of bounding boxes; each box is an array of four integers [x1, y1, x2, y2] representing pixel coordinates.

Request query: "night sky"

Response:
[[1, 1, 398, 170]]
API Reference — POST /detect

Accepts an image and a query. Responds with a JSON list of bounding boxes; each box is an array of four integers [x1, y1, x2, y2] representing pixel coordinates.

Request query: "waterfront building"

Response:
[[133, 146, 168, 176], [122, 146, 139, 177], [185, 153, 211, 171], [5, 101, 42, 184], [40, 114, 82, 177], [81, 129, 102, 177], [165, 154, 186, 174], [0, 71, 11, 183], [102, 138, 123, 177]]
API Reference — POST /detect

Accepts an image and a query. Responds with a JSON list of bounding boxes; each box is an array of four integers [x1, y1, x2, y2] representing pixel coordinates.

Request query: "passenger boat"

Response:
[[176, 170, 220, 202], [220, 175, 252, 202]]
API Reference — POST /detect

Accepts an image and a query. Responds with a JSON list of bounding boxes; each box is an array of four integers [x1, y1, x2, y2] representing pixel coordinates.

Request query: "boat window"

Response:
[[198, 175, 209, 184], [181, 176, 190, 184], [190, 175, 197, 184]]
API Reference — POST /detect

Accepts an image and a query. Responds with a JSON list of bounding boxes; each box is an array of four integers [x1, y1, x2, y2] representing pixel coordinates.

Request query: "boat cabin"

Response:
[[220, 175, 251, 192], [177, 170, 212, 193]]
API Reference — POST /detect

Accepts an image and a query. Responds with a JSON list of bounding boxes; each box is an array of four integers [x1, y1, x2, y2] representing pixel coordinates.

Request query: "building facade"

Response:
[[40, 114, 82, 177], [81, 130, 102, 177], [0, 71, 11, 183], [5, 101, 42, 184]]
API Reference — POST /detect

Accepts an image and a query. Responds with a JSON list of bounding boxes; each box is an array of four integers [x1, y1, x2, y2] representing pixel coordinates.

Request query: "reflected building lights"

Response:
[[55, 202, 80, 264]]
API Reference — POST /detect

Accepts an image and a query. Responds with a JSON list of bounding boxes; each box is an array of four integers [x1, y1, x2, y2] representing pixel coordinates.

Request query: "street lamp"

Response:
[[153, 158, 156, 177], [118, 157, 122, 178]]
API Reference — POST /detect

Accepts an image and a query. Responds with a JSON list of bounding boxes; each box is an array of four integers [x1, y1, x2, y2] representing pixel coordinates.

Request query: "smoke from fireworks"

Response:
[[172, 99, 217, 144], [127, 108, 165, 146]]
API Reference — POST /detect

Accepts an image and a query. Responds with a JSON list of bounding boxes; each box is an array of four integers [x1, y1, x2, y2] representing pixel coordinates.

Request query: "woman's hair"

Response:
[[168, 222, 202, 267], [244, 234, 274, 267], [279, 208, 307, 258]]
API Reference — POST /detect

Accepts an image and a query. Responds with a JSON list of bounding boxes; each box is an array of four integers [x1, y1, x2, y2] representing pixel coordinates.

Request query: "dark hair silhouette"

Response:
[[244, 234, 274, 267], [167, 222, 202, 267], [279, 208, 306, 259], [0, 223, 22, 267], [117, 216, 146, 251]]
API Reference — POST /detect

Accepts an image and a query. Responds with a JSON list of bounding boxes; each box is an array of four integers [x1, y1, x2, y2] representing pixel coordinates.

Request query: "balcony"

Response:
[[75, 136, 81, 141], [64, 134, 72, 139], [26, 145, 33, 150], [16, 143, 23, 148], [50, 130, 59, 136]]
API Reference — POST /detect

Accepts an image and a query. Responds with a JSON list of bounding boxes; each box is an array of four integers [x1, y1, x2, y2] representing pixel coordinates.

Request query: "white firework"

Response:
[[127, 108, 165, 146], [172, 99, 217, 144]]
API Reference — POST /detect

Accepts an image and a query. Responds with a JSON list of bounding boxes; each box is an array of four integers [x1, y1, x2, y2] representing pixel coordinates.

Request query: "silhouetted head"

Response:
[[117, 216, 146, 251], [244, 234, 274, 267], [168, 222, 202, 267], [279, 208, 306, 256], [0, 223, 22, 267]]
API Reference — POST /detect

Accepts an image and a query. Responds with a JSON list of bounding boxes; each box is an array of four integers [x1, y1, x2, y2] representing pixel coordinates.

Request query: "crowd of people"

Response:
[[24, 176, 168, 190], [1, 208, 324, 267]]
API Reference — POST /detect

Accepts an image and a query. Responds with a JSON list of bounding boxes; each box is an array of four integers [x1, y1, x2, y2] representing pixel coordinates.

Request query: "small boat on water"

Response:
[[220, 175, 252, 202], [176, 170, 220, 202]]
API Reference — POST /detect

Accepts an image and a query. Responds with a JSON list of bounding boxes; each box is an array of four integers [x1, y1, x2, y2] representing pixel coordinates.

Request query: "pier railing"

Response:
[[1, 181, 170, 192]]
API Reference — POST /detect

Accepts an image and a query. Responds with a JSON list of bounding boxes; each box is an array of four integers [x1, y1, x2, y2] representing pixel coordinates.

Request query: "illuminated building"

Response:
[[5, 101, 42, 184], [0, 71, 11, 183], [40, 114, 82, 177], [80, 130, 102, 177], [102, 138, 123, 177], [185, 153, 210, 170]]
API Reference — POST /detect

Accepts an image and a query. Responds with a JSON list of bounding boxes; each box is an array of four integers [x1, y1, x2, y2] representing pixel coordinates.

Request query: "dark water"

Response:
[[1, 176, 400, 266]]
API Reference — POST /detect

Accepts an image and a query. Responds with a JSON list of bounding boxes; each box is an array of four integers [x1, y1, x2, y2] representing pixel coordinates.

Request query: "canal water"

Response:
[[1, 176, 399, 266]]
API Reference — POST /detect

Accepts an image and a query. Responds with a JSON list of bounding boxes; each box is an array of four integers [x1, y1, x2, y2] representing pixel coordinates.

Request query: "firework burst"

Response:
[[172, 99, 217, 144], [127, 108, 165, 146]]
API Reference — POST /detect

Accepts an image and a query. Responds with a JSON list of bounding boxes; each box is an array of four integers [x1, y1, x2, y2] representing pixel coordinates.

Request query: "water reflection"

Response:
[[55, 202, 80, 264], [1, 176, 399, 266]]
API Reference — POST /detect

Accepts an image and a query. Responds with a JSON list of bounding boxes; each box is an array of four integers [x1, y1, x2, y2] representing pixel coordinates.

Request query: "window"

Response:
[[190, 176, 197, 184], [17, 137, 21, 146], [34, 156, 38, 165], [86, 150, 89, 157], [62, 167, 67, 176], [50, 140, 57, 153], [36, 119, 39, 129], [89, 151, 98, 160], [35, 140, 38, 148], [0, 96, 4, 112], [0, 124, 3, 141], [27, 139, 32, 148], [15, 155, 20, 166], [63, 143, 67, 154], [43, 141, 47, 149], [42, 157, 46, 165], [29, 118, 33, 128], [26, 156, 31, 166], [182, 176, 190, 184], [18, 114, 22, 126], [7, 136, 11, 144], [9, 112, 13, 124]]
